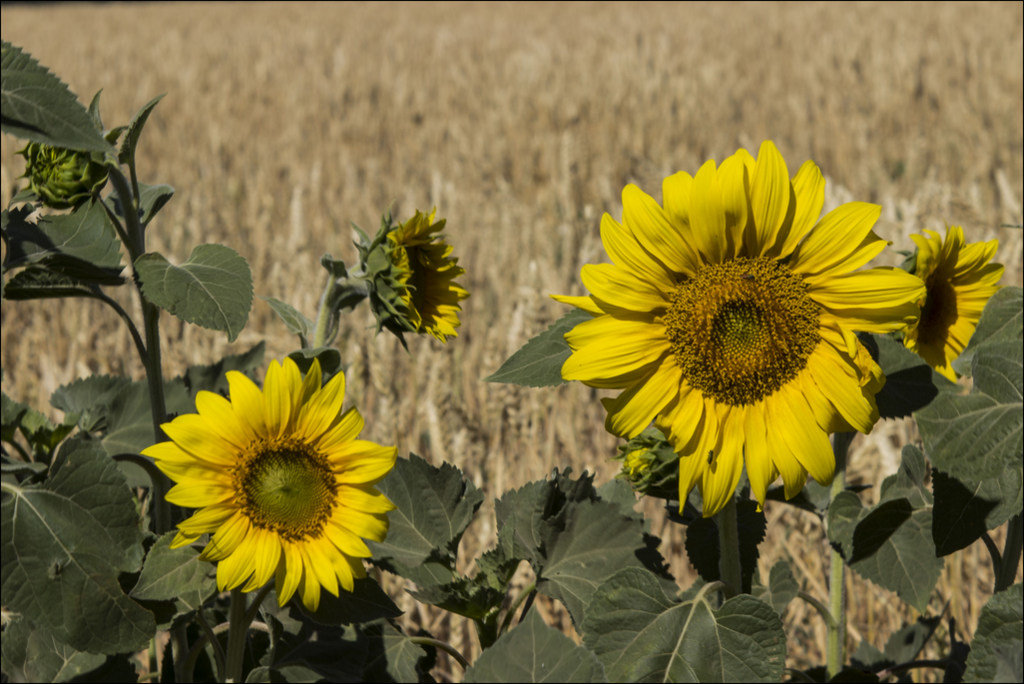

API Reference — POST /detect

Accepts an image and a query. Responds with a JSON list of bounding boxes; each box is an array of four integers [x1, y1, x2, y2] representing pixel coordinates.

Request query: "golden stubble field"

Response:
[[2, 1, 1022, 680]]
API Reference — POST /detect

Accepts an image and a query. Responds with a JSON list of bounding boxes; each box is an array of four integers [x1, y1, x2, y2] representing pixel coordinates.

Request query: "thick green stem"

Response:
[[107, 163, 172, 534], [224, 589, 250, 683], [826, 431, 854, 680], [717, 496, 743, 599], [996, 514, 1022, 593]]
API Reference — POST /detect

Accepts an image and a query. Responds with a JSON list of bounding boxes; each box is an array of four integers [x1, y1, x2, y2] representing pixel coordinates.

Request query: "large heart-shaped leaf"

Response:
[[582, 568, 786, 682], [135, 244, 253, 341]]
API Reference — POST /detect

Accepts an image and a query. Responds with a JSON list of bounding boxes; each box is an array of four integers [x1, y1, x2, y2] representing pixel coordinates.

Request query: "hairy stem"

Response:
[[224, 589, 250, 683], [826, 431, 854, 680], [717, 496, 743, 599]]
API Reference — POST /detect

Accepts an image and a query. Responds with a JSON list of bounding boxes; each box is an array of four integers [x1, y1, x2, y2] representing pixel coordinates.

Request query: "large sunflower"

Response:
[[143, 358, 396, 611], [903, 226, 1003, 381], [554, 141, 926, 516], [386, 209, 469, 342]]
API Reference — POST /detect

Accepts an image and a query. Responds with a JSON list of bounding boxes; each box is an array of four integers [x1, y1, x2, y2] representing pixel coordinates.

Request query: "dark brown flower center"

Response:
[[661, 256, 821, 406]]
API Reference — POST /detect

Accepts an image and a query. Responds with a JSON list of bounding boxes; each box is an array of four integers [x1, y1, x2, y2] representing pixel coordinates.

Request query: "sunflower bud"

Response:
[[19, 142, 108, 209], [614, 428, 679, 499], [355, 209, 468, 345]]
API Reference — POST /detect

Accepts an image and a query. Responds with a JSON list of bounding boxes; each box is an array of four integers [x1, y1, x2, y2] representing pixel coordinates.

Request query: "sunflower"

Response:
[[553, 141, 926, 516], [143, 358, 396, 611], [903, 226, 1003, 381], [355, 209, 468, 344]]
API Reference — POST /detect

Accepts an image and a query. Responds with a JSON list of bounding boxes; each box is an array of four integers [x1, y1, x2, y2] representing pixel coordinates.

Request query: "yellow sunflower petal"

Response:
[[688, 159, 728, 264], [160, 414, 238, 466], [201, 512, 251, 562], [249, 528, 282, 590], [601, 356, 681, 438], [749, 141, 792, 254], [217, 533, 258, 591], [808, 346, 879, 433], [275, 542, 304, 607], [227, 370, 269, 438], [562, 317, 670, 381], [338, 485, 396, 515], [550, 293, 603, 315], [194, 390, 254, 448], [166, 480, 233, 509], [330, 442, 398, 485], [333, 505, 389, 542], [777, 159, 826, 258], [773, 386, 835, 486], [743, 402, 775, 507], [325, 518, 373, 558], [297, 369, 346, 444], [622, 184, 701, 276], [810, 267, 925, 310], [581, 263, 670, 313], [599, 213, 676, 293], [792, 202, 885, 277], [700, 406, 746, 517], [317, 408, 365, 453], [662, 170, 693, 228], [302, 541, 339, 598], [176, 503, 237, 537]]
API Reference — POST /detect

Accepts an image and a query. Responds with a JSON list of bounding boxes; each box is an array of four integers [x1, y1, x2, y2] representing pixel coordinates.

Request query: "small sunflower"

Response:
[[143, 358, 396, 611], [358, 209, 468, 343], [554, 141, 926, 516], [903, 226, 1003, 381]]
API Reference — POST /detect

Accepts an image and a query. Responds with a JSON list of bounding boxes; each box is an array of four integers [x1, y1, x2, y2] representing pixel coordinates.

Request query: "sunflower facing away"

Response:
[[143, 358, 396, 611], [386, 209, 469, 342], [902, 226, 1003, 381], [554, 141, 926, 516]]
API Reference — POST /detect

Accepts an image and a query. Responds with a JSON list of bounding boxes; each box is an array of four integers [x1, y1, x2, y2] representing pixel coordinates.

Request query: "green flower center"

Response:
[[661, 256, 821, 406], [234, 438, 338, 541]]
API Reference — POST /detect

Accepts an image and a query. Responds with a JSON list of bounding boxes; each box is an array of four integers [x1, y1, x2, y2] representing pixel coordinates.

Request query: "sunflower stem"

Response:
[[224, 588, 251, 683], [407, 636, 469, 670], [826, 431, 854, 680], [717, 496, 743, 599]]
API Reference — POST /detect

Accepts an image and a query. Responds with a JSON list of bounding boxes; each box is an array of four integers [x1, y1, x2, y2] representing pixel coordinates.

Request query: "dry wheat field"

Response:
[[2, 1, 1022, 680]]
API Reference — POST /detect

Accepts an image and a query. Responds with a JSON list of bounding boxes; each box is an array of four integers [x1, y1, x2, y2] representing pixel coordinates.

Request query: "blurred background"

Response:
[[2, 2, 1021, 679]]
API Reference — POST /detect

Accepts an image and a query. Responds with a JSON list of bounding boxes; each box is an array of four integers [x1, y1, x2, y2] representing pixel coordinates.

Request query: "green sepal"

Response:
[[117, 94, 165, 166]]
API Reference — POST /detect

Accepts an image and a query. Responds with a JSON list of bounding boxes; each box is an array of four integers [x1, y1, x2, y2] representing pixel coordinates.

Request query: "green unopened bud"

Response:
[[614, 428, 679, 499], [19, 142, 108, 209]]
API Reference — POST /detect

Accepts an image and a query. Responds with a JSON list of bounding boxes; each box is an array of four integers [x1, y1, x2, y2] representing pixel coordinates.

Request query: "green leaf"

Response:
[[0, 41, 112, 152], [826, 446, 942, 611], [917, 291, 1022, 538], [1, 266, 96, 301], [863, 333, 957, 419], [137, 182, 175, 227], [130, 532, 216, 616], [135, 243, 253, 341], [683, 498, 766, 594], [486, 310, 592, 386], [0, 439, 154, 653], [964, 583, 1023, 683], [262, 296, 313, 344], [286, 347, 343, 379], [954, 287, 1023, 376], [465, 608, 607, 683], [298, 577, 402, 626], [582, 568, 786, 682], [536, 499, 670, 625], [3, 202, 124, 285], [117, 94, 164, 166], [0, 617, 106, 683], [100, 377, 192, 458], [753, 560, 799, 617], [180, 342, 265, 398], [361, 620, 433, 683], [50, 374, 131, 432], [408, 574, 507, 622], [368, 454, 484, 572]]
